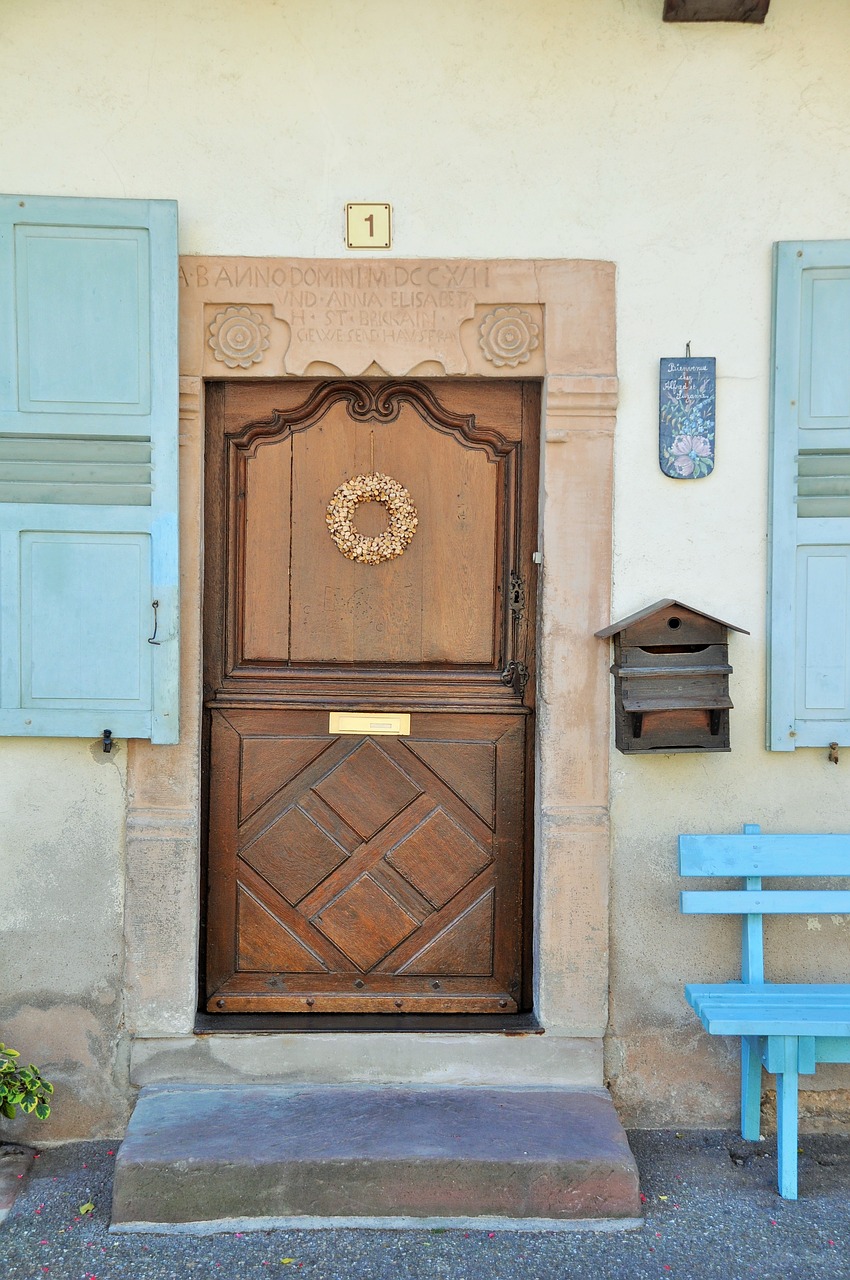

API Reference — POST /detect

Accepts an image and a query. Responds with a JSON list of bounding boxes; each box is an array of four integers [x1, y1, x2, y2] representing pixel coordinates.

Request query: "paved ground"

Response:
[[2, 1130, 850, 1278]]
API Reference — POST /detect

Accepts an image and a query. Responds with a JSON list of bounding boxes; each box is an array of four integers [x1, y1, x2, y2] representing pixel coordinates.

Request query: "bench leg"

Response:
[[741, 1036, 762, 1141], [775, 1036, 799, 1200]]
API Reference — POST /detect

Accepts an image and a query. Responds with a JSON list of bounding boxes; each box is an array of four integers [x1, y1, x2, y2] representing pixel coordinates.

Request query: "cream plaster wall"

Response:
[[2, 0, 850, 1135], [0, 741, 130, 1137]]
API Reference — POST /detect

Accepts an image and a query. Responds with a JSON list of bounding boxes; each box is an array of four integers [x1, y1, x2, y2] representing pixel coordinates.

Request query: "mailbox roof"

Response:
[[595, 599, 750, 639]]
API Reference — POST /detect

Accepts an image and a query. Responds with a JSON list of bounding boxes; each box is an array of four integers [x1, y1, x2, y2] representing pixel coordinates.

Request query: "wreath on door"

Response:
[[326, 472, 418, 564]]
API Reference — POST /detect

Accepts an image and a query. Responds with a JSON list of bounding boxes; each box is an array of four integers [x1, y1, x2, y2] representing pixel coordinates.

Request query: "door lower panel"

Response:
[[206, 708, 526, 1014]]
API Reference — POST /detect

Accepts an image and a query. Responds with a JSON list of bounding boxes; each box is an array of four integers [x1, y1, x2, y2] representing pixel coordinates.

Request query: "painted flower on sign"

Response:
[[670, 434, 712, 478]]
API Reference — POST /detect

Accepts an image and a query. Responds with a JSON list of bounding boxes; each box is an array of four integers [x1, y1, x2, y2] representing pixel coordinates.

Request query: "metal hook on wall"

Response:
[[147, 600, 161, 645]]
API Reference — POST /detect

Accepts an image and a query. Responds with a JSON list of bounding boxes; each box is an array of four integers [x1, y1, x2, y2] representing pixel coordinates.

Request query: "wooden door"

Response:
[[204, 379, 539, 1013]]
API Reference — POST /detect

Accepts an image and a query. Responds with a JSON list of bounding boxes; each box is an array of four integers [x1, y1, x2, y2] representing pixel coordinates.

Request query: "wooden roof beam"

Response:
[[663, 1, 770, 21]]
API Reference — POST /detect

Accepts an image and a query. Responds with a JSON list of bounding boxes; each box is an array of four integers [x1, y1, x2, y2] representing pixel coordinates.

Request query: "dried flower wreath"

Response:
[[326, 472, 419, 564]]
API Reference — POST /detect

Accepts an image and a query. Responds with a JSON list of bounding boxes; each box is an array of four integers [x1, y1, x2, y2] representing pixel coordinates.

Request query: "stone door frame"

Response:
[[122, 257, 617, 1083]]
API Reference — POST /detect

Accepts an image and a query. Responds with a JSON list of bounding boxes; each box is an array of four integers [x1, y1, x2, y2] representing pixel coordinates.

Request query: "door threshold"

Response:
[[194, 1012, 543, 1035]]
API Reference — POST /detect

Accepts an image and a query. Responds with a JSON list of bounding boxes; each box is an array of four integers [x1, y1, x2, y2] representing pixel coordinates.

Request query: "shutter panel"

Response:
[[0, 195, 178, 742], [769, 241, 850, 749]]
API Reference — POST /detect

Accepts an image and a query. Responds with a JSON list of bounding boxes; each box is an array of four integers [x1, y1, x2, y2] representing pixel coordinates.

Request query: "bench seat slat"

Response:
[[680, 889, 850, 914], [679, 833, 850, 877], [692, 1013, 850, 1036], [695, 1015, 850, 1036], [685, 983, 850, 1036], [686, 983, 850, 999]]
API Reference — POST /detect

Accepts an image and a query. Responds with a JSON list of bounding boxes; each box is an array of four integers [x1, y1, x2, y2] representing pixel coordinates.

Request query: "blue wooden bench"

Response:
[[680, 823, 850, 1199]]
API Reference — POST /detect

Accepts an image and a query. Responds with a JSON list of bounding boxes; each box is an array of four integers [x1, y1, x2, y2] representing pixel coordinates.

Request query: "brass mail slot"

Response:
[[328, 711, 410, 736]]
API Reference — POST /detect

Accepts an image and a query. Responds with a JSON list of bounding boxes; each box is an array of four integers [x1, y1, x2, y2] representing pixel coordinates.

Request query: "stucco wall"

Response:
[[0, 741, 129, 1138], [2, 0, 850, 1136]]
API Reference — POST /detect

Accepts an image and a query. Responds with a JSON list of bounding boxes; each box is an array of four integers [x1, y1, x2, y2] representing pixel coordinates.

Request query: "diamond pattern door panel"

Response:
[[314, 740, 421, 839], [206, 708, 527, 1012]]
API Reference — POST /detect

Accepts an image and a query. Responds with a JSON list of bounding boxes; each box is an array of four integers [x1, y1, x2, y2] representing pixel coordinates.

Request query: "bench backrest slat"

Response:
[[681, 889, 850, 915], [679, 833, 850, 877], [680, 825, 850, 986]]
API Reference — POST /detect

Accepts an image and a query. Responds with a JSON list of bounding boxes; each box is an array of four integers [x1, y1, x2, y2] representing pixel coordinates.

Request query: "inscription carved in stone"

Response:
[[478, 307, 540, 368], [208, 305, 271, 368], [182, 260, 492, 375]]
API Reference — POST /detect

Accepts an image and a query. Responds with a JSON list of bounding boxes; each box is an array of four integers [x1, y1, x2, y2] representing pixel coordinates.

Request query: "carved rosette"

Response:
[[478, 306, 540, 368], [208, 305, 271, 368]]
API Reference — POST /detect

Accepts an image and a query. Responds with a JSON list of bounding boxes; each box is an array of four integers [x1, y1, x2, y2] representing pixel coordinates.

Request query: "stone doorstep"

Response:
[[111, 1085, 641, 1230]]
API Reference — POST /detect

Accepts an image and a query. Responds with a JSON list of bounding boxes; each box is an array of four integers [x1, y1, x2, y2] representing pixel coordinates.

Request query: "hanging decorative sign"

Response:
[[326, 473, 418, 564], [659, 354, 716, 479]]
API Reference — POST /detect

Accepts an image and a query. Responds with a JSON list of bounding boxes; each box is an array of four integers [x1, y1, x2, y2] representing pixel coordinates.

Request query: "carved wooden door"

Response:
[[204, 379, 539, 1013]]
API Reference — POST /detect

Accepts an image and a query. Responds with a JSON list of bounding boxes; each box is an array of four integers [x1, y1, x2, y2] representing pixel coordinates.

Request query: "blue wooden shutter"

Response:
[[0, 195, 178, 742], [769, 241, 850, 749]]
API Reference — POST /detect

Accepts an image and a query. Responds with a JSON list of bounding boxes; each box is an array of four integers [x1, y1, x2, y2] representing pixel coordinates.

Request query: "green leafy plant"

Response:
[[0, 1042, 53, 1120]]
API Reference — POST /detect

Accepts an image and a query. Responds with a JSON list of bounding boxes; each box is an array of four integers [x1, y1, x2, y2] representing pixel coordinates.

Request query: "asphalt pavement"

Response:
[[2, 1129, 850, 1279]]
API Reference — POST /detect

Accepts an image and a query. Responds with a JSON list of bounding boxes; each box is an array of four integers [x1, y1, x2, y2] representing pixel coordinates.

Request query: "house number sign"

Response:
[[345, 203, 392, 250], [659, 355, 716, 479]]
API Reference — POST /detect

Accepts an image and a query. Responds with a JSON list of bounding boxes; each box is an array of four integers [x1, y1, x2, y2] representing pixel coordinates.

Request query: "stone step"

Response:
[[111, 1085, 641, 1230]]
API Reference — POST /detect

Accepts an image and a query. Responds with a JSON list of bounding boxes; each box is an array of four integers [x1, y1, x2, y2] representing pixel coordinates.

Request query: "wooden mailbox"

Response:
[[596, 600, 748, 754]]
